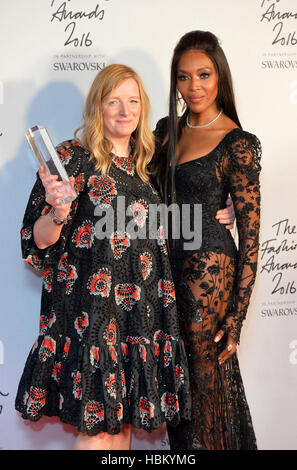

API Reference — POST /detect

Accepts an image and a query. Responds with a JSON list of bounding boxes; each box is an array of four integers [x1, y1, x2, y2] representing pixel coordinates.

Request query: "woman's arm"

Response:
[[215, 132, 261, 356], [33, 167, 74, 249], [21, 141, 87, 270]]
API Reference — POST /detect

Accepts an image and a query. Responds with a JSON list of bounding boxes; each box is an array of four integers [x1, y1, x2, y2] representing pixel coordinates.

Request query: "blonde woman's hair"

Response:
[[74, 64, 155, 182]]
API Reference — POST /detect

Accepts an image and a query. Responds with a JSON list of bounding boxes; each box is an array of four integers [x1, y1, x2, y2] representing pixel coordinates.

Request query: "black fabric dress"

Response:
[[153, 118, 261, 450], [15, 140, 191, 436]]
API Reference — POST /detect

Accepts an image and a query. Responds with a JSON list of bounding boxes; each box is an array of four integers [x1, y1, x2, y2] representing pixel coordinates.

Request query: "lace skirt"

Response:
[[167, 250, 257, 450]]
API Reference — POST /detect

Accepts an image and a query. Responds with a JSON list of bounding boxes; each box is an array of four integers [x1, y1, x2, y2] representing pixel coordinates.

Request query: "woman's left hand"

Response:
[[216, 197, 235, 229], [214, 329, 237, 365]]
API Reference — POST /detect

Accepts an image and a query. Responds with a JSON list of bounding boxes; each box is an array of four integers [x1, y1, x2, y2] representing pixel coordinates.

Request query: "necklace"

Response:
[[186, 109, 223, 129]]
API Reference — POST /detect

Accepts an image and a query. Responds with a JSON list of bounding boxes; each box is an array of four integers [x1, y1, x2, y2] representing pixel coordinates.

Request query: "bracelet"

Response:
[[49, 206, 71, 226]]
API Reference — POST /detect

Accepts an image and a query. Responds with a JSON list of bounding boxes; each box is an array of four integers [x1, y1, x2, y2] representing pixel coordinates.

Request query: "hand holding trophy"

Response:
[[25, 126, 77, 205]]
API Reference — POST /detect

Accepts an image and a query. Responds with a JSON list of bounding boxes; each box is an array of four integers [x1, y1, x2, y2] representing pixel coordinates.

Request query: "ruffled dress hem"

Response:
[[15, 332, 191, 435]]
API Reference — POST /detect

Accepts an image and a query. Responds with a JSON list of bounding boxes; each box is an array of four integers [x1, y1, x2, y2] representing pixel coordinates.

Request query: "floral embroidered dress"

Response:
[[153, 119, 261, 450], [15, 140, 191, 435]]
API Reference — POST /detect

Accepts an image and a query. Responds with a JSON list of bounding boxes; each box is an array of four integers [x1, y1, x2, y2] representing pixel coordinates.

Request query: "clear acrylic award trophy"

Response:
[[25, 125, 77, 204]]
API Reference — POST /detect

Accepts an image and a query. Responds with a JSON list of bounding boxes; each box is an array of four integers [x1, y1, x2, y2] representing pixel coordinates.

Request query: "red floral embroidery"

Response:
[[104, 318, 117, 346], [43, 266, 53, 292], [175, 365, 185, 391], [39, 316, 47, 333], [158, 279, 176, 307], [140, 252, 153, 280], [153, 330, 174, 366], [88, 174, 117, 207], [26, 254, 43, 271], [39, 308, 56, 334], [112, 154, 135, 176], [121, 342, 128, 360], [59, 147, 72, 166], [74, 172, 85, 192], [84, 400, 105, 430], [157, 226, 168, 254], [39, 336, 56, 362], [52, 362, 61, 384], [129, 199, 148, 228], [105, 373, 117, 399], [115, 283, 141, 311], [139, 397, 155, 427], [120, 370, 127, 398], [161, 392, 179, 421], [26, 386, 46, 417], [116, 402, 123, 421], [21, 227, 32, 240], [154, 342, 160, 357], [74, 312, 89, 338], [72, 370, 82, 399], [90, 345, 100, 369], [110, 231, 130, 260], [23, 391, 29, 406], [72, 221, 95, 249], [57, 253, 78, 294], [87, 268, 112, 297], [63, 337, 71, 358], [163, 341, 172, 367], [104, 318, 118, 363]]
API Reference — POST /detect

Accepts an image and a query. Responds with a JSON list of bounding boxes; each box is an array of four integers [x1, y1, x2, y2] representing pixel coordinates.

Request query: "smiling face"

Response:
[[177, 49, 219, 118], [102, 77, 141, 144]]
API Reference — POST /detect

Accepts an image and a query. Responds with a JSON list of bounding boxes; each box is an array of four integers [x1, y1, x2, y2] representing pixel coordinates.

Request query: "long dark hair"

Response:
[[153, 30, 241, 202]]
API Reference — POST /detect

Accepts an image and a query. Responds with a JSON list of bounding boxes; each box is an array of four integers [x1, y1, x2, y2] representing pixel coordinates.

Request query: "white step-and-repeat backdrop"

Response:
[[0, 0, 296, 450]]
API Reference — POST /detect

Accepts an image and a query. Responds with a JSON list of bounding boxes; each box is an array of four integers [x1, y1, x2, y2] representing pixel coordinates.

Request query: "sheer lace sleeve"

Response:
[[220, 131, 261, 343], [20, 140, 88, 270]]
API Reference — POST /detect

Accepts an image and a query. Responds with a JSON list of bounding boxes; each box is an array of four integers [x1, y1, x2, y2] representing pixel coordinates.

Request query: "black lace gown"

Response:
[[153, 119, 261, 450], [15, 141, 191, 436]]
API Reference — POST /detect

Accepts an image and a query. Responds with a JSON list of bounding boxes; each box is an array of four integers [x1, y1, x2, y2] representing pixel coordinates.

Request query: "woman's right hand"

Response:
[[39, 166, 73, 219], [33, 167, 75, 249]]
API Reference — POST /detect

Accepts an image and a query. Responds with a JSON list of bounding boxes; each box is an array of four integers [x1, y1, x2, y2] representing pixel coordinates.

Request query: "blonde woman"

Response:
[[15, 65, 192, 450]]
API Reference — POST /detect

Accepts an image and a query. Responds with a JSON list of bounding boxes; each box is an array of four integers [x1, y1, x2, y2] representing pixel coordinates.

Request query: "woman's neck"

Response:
[[110, 137, 131, 157], [188, 106, 221, 128]]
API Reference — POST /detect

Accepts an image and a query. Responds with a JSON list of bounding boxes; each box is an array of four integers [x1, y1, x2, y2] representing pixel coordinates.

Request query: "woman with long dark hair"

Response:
[[151, 31, 261, 450]]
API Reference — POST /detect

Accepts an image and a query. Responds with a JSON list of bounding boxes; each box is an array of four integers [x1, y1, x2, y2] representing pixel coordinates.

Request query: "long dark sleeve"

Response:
[[220, 132, 261, 343]]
